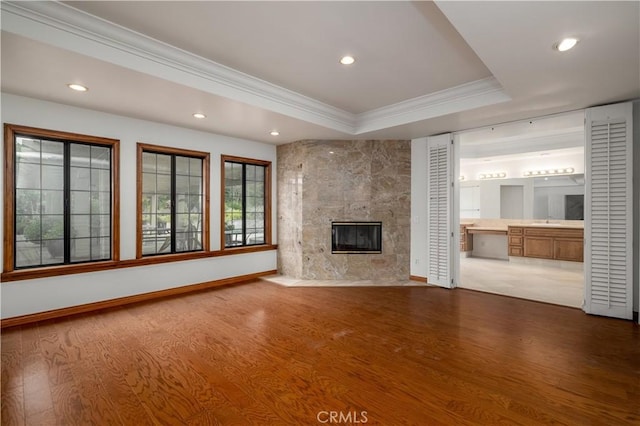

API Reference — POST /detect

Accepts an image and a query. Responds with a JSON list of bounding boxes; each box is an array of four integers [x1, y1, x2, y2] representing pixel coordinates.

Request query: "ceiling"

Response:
[[1, 1, 638, 145]]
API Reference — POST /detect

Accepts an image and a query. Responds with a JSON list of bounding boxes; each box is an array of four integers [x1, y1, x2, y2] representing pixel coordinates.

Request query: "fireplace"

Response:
[[331, 222, 382, 254]]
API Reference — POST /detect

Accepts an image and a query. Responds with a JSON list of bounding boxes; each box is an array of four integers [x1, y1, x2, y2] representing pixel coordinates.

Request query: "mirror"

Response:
[[460, 174, 584, 220]]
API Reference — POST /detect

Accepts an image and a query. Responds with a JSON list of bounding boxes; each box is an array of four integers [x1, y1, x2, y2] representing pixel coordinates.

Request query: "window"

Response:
[[222, 155, 271, 248], [137, 144, 209, 257], [4, 124, 119, 272]]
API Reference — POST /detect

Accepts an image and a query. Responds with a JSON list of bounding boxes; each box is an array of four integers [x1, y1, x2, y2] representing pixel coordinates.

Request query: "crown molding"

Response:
[[355, 77, 511, 134], [1, 1, 510, 137]]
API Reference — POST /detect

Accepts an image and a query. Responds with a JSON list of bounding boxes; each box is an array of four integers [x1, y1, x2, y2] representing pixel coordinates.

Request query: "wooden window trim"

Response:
[[136, 143, 210, 259], [0, 244, 278, 282], [3, 124, 120, 275], [220, 155, 272, 250]]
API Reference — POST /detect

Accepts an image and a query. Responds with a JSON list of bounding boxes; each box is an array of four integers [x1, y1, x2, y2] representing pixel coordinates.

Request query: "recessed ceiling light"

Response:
[[67, 83, 88, 92], [270, 131, 280, 136], [340, 55, 355, 65], [193, 113, 206, 119], [554, 37, 579, 52]]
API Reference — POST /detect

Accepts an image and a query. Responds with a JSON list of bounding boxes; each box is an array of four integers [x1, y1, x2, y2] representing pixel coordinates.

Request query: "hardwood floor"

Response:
[[2, 280, 639, 425]]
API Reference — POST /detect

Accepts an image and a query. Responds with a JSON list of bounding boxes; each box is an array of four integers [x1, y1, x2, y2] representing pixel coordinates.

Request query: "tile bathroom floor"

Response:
[[459, 256, 583, 308]]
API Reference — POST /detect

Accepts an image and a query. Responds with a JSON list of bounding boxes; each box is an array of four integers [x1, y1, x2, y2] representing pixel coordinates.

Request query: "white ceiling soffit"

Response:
[[0, 1, 510, 136], [458, 110, 585, 158], [436, 1, 640, 105]]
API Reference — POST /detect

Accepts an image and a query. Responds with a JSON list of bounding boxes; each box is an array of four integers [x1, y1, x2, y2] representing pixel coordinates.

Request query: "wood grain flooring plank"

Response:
[[2, 281, 639, 425]]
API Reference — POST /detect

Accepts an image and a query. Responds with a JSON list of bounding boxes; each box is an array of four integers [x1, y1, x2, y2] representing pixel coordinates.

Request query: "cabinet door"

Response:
[[554, 238, 584, 262], [524, 237, 554, 259]]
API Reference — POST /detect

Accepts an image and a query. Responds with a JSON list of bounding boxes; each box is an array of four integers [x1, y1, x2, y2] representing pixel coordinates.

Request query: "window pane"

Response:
[[91, 146, 110, 169], [142, 152, 156, 172], [157, 174, 171, 194], [42, 215, 64, 240], [42, 240, 64, 264], [42, 141, 63, 166], [189, 177, 201, 195], [16, 189, 41, 215], [16, 138, 41, 164], [246, 165, 256, 181], [176, 156, 189, 175], [157, 195, 171, 214], [176, 175, 189, 195], [91, 192, 110, 215], [142, 194, 153, 214], [15, 240, 41, 268], [17, 215, 40, 241], [142, 173, 156, 193], [176, 196, 189, 214], [91, 215, 110, 238], [43, 190, 64, 215], [70, 144, 90, 167], [71, 238, 90, 262], [41, 165, 64, 190], [91, 169, 110, 192], [70, 167, 90, 191], [15, 163, 41, 189], [176, 213, 190, 231], [71, 191, 91, 214], [190, 158, 202, 176], [71, 215, 90, 238], [156, 154, 171, 174], [92, 237, 110, 260]]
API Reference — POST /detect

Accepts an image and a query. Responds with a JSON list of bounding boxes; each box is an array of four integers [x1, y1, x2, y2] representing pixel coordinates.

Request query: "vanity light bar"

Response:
[[479, 172, 506, 180], [523, 167, 575, 177]]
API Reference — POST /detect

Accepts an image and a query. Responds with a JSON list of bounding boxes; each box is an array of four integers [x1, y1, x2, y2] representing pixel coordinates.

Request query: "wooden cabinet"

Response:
[[554, 238, 584, 262], [508, 226, 583, 262], [460, 224, 473, 252], [507, 227, 523, 257], [524, 237, 554, 258]]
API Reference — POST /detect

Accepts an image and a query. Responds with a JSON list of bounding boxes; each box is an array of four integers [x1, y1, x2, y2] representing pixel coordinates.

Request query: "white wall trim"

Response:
[[356, 77, 511, 134]]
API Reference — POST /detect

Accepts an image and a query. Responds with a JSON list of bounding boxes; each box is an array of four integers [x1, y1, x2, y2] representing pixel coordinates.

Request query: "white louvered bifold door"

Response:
[[584, 102, 633, 319], [426, 134, 454, 288]]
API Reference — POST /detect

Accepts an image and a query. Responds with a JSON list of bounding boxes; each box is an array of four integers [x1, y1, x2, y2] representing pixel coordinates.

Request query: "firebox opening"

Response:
[[331, 222, 382, 254]]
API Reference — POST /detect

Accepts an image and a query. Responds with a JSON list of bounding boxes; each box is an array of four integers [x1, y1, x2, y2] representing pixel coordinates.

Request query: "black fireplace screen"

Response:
[[331, 222, 382, 254]]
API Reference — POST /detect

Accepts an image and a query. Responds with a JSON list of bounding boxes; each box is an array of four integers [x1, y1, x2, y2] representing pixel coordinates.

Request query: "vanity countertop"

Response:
[[517, 223, 584, 229]]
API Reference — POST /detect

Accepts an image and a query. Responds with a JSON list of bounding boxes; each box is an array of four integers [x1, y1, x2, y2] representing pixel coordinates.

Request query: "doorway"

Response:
[[456, 112, 585, 308]]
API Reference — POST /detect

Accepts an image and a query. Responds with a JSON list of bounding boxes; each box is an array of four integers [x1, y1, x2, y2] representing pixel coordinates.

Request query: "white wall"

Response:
[[0, 93, 278, 319], [410, 137, 428, 278], [477, 178, 535, 219]]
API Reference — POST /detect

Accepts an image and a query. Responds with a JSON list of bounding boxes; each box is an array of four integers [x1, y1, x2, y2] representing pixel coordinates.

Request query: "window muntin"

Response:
[[138, 145, 208, 257], [8, 126, 116, 270], [223, 156, 271, 248]]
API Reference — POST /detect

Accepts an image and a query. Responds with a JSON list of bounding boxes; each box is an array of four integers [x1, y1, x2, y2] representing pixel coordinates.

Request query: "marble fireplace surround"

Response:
[[277, 139, 411, 281]]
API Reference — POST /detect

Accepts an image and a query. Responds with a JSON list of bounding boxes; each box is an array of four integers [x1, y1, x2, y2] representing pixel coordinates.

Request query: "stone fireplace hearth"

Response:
[[277, 140, 410, 281]]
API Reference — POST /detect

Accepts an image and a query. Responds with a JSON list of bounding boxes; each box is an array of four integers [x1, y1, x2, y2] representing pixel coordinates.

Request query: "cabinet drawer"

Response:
[[509, 236, 523, 246], [509, 227, 523, 235], [509, 246, 523, 257]]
